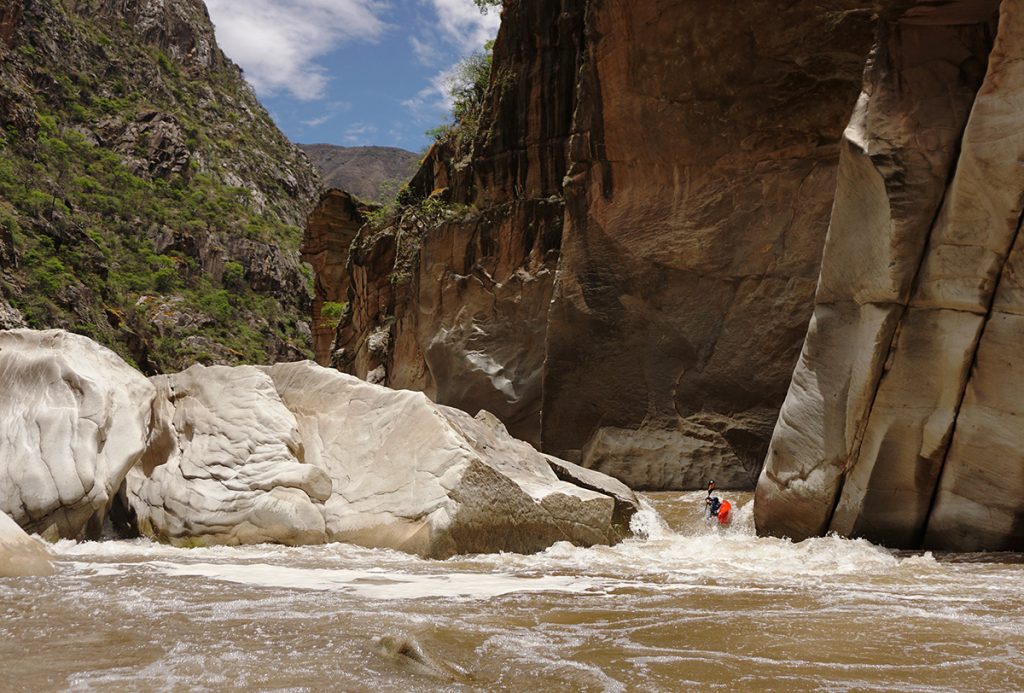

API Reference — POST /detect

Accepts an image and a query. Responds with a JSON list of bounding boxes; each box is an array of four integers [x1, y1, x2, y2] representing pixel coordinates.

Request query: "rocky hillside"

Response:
[[307, 0, 877, 489], [0, 0, 320, 372], [300, 144, 419, 202]]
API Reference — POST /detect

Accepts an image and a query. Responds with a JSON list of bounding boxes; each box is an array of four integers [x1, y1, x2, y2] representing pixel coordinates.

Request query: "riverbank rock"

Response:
[[0, 329, 154, 539], [755, 1, 1024, 551], [124, 365, 332, 546], [117, 357, 638, 555], [0, 510, 54, 578], [265, 362, 640, 558]]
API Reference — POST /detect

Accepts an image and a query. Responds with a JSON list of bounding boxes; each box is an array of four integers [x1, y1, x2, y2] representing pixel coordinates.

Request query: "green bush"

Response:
[[222, 261, 245, 289], [153, 266, 180, 292]]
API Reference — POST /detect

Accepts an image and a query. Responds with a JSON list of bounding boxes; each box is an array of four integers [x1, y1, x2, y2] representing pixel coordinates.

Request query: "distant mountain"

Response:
[[300, 145, 420, 202]]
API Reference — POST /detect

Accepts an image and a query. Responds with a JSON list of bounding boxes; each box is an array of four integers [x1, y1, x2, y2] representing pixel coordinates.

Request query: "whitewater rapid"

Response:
[[3, 493, 1022, 691]]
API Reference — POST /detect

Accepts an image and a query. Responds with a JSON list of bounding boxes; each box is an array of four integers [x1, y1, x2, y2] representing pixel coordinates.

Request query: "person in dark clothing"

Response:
[[705, 480, 721, 519]]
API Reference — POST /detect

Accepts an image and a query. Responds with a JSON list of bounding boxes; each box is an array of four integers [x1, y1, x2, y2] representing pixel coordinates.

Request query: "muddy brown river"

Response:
[[2, 493, 1023, 691]]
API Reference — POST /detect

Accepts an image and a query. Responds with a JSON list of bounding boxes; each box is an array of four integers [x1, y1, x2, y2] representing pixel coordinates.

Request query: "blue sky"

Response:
[[203, 0, 500, 153]]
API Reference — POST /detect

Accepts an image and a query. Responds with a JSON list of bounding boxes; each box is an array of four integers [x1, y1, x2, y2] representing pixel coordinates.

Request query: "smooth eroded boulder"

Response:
[[0, 510, 54, 577], [264, 362, 640, 558], [124, 364, 332, 546], [0, 329, 155, 539]]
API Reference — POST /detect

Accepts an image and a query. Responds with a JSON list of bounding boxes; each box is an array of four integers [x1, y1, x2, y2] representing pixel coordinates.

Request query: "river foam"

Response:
[[5, 492, 1023, 692]]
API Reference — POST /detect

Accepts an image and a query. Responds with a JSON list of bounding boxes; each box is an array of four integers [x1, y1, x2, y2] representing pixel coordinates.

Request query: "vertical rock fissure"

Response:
[[919, 199, 1024, 545], [821, 76, 992, 536]]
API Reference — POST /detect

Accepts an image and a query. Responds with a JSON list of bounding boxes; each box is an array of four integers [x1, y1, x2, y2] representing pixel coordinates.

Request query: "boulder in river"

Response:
[[0, 510, 54, 578], [120, 358, 639, 556], [124, 365, 333, 547], [0, 329, 155, 540], [265, 362, 640, 557]]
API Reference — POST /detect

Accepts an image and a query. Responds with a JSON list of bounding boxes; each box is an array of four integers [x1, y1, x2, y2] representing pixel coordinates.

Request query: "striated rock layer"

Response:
[[754, 1, 1024, 551], [315, 0, 876, 485], [0, 330, 154, 540]]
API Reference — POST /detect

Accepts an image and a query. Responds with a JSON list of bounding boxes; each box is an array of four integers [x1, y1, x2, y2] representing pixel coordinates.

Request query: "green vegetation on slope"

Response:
[[0, 0, 319, 372]]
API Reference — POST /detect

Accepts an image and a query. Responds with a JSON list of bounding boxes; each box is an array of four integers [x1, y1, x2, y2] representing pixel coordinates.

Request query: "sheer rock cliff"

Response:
[[310, 0, 876, 486], [754, 0, 1024, 551]]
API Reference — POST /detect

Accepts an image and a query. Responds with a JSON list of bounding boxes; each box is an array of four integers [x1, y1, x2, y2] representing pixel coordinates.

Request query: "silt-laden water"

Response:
[[2, 493, 1023, 691]]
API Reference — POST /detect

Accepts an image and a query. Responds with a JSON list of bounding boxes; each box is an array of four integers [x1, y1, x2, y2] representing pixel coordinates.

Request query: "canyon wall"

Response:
[[312, 0, 875, 482], [544, 0, 875, 488], [754, 0, 1024, 551]]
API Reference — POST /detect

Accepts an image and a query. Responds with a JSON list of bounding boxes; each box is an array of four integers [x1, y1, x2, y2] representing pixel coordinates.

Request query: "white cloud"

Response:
[[302, 114, 332, 127], [423, 0, 500, 52], [344, 122, 379, 144], [402, 63, 458, 117], [205, 0, 388, 101], [404, 1, 499, 123], [409, 36, 436, 67]]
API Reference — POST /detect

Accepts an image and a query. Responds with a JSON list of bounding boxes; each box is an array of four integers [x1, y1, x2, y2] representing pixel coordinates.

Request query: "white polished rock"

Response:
[[265, 362, 639, 558], [125, 364, 331, 546], [0, 329, 155, 539]]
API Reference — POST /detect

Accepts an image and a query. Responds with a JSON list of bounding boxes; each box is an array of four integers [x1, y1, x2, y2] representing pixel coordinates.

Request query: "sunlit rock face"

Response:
[[120, 357, 639, 556], [0, 510, 54, 578], [264, 362, 639, 559], [755, 0, 1024, 552], [0, 329, 154, 540], [1, 329, 636, 556], [315, 0, 876, 485], [124, 364, 333, 547]]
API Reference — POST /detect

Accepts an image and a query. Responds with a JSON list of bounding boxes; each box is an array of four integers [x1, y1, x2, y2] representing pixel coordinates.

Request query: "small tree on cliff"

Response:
[[473, 0, 501, 13]]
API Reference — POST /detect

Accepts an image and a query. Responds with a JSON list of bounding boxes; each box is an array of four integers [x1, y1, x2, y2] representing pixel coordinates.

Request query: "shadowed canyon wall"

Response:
[[544, 1, 877, 488], [309, 0, 876, 482], [754, 0, 1024, 551], [308, 0, 876, 483], [311, 0, 1024, 538]]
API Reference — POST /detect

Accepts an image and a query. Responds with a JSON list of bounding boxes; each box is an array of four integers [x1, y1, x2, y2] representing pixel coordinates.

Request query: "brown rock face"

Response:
[[754, 1, 1023, 550], [313, 0, 875, 478], [302, 190, 368, 364], [0, 0, 21, 48], [322, 0, 581, 445], [544, 0, 875, 488]]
